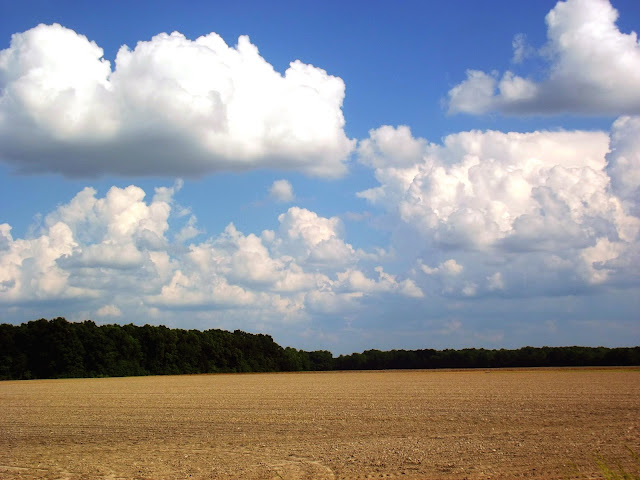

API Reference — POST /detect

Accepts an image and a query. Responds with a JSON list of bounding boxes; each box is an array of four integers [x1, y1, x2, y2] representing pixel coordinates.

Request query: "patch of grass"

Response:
[[577, 447, 640, 480]]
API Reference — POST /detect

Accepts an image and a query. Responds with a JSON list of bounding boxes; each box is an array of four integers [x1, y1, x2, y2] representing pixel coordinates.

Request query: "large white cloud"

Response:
[[448, 0, 640, 115], [0, 24, 355, 177], [358, 120, 640, 296]]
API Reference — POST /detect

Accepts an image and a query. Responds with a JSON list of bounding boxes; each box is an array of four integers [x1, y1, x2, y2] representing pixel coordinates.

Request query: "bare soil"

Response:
[[0, 368, 638, 479]]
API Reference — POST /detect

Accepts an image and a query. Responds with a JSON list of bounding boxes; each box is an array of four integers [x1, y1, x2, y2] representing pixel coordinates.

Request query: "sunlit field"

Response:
[[1, 368, 639, 479]]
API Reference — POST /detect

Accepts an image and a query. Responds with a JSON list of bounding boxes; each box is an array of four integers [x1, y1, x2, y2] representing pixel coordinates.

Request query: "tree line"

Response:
[[0, 317, 638, 380]]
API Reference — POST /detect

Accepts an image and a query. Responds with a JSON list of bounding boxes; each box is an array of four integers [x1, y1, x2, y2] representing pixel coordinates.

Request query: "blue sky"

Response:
[[0, 0, 639, 354]]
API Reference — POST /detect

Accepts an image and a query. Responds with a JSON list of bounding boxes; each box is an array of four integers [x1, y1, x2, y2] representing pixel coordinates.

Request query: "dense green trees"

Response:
[[0, 318, 638, 380], [333, 346, 640, 370], [0, 318, 293, 379]]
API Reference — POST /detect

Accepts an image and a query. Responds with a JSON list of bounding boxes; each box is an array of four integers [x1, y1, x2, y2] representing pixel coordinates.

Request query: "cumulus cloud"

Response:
[[174, 215, 203, 243], [420, 259, 463, 276], [268, 207, 358, 267], [96, 304, 122, 317], [0, 24, 355, 177], [336, 266, 423, 298], [417, 257, 485, 298], [0, 221, 93, 303], [358, 121, 640, 297], [606, 116, 640, 215], [448, 0, 640, 115], [269, 179, 295, 202], [0, 184, 419, 330]]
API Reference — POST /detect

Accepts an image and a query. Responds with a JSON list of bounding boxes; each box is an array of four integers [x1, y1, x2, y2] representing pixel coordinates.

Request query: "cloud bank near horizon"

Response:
[[0, 24, 354, 178], [0, 184, 421, 333]]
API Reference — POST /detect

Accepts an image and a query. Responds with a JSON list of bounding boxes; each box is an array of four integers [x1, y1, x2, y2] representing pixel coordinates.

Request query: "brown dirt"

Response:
[[0, 368, 638, 479]]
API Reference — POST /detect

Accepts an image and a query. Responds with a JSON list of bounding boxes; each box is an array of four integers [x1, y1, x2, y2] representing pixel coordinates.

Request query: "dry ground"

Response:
[[0, 368, 638, 479]]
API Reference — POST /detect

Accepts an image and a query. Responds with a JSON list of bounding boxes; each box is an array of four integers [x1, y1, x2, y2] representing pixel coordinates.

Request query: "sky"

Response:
[[0, 0, 639, 354]]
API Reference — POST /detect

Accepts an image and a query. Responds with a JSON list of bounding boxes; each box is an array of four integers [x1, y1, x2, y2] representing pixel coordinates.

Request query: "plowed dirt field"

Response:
[[1, 368, 638, 479]]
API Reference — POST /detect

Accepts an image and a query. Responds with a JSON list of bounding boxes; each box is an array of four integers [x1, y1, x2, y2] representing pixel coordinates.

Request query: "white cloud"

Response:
[[0, 184, 420, 330], [269, 179, 295, 202], [448, 0, 640, 115], [0, 24, 355, 177], [147, 269, 257, 309], [0, 183, 185, 306], [417, 258, 476, 298], [271, 207, 358, 267], [606, 116, 640, 216], [358, 121, 640, 297], [174, 215, 203, 243], [421, 259, 463, 276], [0, 221, 94, 303], [358, 125, 429, 168], [447, 70, 501, 116], [153, 179, 183, 204], [359, 125, 621, 249], [96, 304, 122, 317], [336, 266, 423, 298]]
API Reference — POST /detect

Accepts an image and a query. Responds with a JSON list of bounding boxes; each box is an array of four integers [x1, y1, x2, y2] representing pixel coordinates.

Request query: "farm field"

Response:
[[1, 368, 639, 479]]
